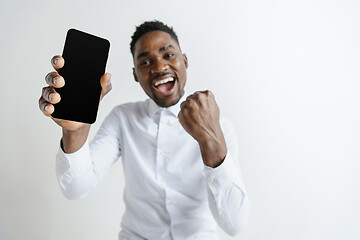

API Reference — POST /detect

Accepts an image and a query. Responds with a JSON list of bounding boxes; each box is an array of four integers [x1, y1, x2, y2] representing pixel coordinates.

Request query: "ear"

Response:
[[182, 53, 188, 68], [133, 68, 138, 82]]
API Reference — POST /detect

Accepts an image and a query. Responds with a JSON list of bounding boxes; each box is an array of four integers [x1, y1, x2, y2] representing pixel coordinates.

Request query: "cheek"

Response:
[[174, 61, 187, 76], [136, 71, 151, 84], [139, 80, 151, 91], [177, 65, 187, 83]]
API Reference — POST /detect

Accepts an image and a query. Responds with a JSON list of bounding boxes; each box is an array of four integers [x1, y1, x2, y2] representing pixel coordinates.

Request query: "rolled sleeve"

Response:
[[202, 152, 249, 236], [55, 139, 93, 196], [202, 153, 237, 193]]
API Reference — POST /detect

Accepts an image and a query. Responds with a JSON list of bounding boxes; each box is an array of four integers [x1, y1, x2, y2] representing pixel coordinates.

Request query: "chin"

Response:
[[150, 86, 185, 107], [155, 95, 181, 108]]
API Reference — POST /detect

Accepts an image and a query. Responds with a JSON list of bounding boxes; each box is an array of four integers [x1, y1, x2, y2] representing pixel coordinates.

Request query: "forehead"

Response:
[[134, 31, 180, 56]]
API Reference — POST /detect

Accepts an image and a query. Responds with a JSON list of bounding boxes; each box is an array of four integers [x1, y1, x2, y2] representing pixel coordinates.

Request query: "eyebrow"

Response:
[[136, 44, 175, 60], [159, 44, 175, 52]]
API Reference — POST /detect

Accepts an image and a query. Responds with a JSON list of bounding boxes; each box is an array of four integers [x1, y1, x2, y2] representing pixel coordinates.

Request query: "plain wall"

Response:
[[1, 0, 359, 239]]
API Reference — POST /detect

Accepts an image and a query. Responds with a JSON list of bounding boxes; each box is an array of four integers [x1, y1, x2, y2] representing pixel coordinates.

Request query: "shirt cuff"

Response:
[[56, 139, 92, 182], [202, 152, 237, 193]]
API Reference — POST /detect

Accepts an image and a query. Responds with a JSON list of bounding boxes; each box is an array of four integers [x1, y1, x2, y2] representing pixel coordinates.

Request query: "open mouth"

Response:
[[153, 76, 176, 95]]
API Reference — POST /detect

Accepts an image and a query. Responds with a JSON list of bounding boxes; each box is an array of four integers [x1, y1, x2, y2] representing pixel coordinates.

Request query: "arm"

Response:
[[178, 91, 250, 235], [56, 108, 122, 199], [202, 118, 250, 236]]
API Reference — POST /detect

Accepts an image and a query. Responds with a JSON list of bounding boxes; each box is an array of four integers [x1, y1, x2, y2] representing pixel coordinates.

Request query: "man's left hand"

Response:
[[178, 90, 227, 168]]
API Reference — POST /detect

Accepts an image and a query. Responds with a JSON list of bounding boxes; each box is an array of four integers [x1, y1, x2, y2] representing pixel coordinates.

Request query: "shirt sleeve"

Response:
[[55, 107, 122, 200], [202, 117, 250, 236]]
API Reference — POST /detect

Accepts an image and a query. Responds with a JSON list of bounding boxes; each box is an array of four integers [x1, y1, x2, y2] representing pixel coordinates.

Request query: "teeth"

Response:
[[154, 77, 174, 87]]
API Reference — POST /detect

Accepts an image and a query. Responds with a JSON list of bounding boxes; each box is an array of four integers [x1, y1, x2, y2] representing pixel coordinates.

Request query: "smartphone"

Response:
[[52, 28, 110, 124]]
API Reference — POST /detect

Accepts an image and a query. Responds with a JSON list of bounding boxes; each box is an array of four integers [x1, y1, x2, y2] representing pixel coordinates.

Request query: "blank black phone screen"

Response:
[[52, 28, 110, 124]]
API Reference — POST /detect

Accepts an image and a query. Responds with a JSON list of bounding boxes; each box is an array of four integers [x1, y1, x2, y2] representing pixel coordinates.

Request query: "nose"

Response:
[[151, 59, 169, 75]]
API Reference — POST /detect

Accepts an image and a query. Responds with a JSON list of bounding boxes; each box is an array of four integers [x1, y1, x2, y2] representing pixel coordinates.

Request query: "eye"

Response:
[[165, 53, 174, 59], [140, 59, 151, 66]]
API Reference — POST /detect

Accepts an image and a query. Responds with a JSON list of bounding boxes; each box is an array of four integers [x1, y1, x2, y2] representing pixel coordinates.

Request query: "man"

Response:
[[39, 20, 250, 239]]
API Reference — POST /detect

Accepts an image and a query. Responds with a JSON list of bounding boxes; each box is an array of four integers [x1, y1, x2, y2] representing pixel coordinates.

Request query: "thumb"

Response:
[[100, 73, 112, 101]]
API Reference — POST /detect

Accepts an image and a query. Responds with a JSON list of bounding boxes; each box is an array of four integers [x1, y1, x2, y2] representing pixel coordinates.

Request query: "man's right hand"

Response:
[[39, 55, 112, 152], [39, 55, 112, 131]]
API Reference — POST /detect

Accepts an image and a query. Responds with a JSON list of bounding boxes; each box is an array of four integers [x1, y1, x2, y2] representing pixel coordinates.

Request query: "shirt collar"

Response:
[[147, 93, 187, 118]]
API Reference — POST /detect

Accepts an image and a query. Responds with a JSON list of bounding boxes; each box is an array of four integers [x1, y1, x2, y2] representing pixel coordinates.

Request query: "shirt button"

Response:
[[159, 150, 164, 156], [218, 207, 224, 212], [208, 177, 215, 183], [167, 201, 173, 206], [173, 225, 179, 230]]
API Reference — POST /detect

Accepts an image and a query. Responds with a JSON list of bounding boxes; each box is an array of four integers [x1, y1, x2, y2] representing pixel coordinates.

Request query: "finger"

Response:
[[45, 72, 65, 88], [51, 55, 65, 71], [186, 94, 195, 101], [38, 96, 54, 116], [184, 98, 197, 109], [197, 90, 214, 100], [100, 73, 112, 100], [180, 100, 187, 109], [203, 90, 214, 98], [186, 93, 202, 103], [193, 90, 209, 100], [187, 91, 203, 99], [42, 86, 61, 104]]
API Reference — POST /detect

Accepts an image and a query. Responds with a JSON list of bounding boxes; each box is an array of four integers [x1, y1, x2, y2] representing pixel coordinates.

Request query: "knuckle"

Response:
[[45, 72, 57, 85], [38, 100, 46, 112], [45, 72, 51, 81], [48, 88, 55, 96], [194, 92, 202, 100], [198, 92, 205, 99], [187, 99, 196, 108], [42, 104, 47, 113], [180, 101, 187, 109], [42, 87, 49, 96]]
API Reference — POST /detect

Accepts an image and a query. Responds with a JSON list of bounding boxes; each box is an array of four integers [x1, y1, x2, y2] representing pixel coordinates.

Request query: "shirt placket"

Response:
[[156, 110, 179, 238]]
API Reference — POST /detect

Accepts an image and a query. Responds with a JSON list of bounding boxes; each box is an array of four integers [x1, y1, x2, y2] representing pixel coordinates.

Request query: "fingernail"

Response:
[[52, 77, 58, 85], [52, 58, 57, 65], [44, 105, 48, 112], [49, 93, 53, 101]]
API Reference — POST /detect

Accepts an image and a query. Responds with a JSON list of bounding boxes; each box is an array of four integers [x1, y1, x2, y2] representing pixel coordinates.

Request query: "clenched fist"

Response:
[[178, 90, 227, 168]]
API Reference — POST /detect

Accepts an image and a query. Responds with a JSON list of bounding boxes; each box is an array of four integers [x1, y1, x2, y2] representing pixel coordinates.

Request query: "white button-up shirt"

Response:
[[56, 96, 250, 240]]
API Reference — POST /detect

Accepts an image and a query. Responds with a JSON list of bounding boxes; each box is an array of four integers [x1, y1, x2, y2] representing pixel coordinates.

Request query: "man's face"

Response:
[[133, 31, 188, 107]]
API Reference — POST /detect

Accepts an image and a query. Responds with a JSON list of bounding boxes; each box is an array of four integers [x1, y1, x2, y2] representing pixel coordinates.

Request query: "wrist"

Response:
[[62, 125, 90, 153], [199, 139, 227, 168]]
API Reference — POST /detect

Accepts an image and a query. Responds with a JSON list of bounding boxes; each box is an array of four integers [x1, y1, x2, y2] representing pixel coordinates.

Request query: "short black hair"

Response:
[[130, 20, 180, 56]]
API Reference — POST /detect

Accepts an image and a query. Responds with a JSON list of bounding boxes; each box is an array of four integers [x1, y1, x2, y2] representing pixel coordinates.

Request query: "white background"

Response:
[[0, 0, 359, 239]]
